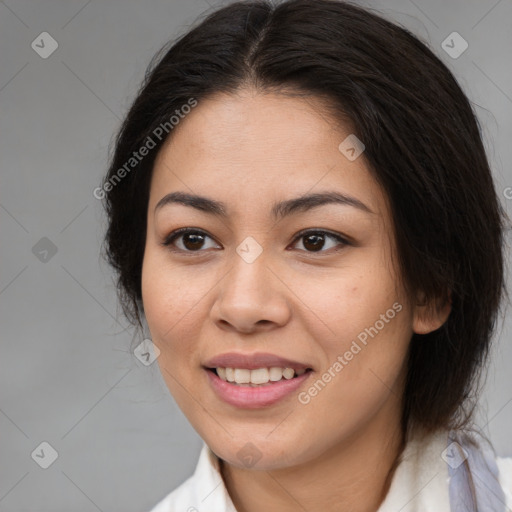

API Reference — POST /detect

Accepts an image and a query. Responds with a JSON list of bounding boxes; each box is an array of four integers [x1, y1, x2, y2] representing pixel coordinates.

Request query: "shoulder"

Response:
[[148, 474, 198, 512], [147, 443, 236, 512], [497, 456, 512, 509]]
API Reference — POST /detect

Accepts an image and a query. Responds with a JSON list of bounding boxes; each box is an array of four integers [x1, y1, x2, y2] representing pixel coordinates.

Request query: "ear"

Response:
[[412, 290, 452, 335]]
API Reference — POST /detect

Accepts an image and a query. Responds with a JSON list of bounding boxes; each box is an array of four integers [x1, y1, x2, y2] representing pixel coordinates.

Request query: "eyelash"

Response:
[[161, 227, 350, 255]]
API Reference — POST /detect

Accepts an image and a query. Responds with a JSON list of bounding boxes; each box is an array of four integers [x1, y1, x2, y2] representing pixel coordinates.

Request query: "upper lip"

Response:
[[203, 352, 312, 371]]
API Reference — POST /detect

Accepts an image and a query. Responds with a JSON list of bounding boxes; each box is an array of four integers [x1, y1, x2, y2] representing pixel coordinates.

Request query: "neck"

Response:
[[220, 411, 406, 512]]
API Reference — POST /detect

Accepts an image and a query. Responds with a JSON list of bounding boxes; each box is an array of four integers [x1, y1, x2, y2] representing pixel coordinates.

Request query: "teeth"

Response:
[[234, 368, 251, 384], [269, 367, 284, 381], [282, 368, 295, 380], [215, 367, 308, 385], [250, 368, 269, 384]]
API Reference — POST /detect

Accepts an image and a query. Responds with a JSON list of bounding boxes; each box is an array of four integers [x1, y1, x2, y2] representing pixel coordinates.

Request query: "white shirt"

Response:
[[149, 430, 512, 512]]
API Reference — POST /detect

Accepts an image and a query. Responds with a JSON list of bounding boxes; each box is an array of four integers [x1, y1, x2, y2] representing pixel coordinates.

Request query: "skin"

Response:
[[141, 88, 450, 512]]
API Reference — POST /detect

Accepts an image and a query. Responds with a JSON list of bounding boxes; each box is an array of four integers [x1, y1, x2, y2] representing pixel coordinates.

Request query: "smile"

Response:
[[214, 366, 309, 385], [205, 367, 313, 408]]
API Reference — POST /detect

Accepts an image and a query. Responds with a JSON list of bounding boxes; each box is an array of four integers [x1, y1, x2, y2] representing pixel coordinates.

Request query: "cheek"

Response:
[[306, 262, 401, 340], [142, 247, 198, 331], [298, 304, 411, 443], [141, 249, 221, 378], [141, 260, 174, 337], [302, 257, 412, 394], [141, 252, 206, 408], [141, 251, 193, 352]]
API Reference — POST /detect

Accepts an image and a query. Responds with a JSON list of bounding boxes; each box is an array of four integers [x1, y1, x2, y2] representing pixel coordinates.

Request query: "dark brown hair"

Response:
[[102, 0, 508, 436]]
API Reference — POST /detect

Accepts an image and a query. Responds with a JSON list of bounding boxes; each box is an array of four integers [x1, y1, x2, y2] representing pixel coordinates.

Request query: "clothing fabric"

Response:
[[148, 429, 512, 512]]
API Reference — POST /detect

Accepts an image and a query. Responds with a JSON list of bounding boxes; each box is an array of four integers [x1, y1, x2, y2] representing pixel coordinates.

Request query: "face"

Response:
[[141, 89, 427, 471]]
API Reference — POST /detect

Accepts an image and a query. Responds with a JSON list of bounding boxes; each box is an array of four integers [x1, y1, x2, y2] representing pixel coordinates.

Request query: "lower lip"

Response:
[[205, 369, 312, 409]]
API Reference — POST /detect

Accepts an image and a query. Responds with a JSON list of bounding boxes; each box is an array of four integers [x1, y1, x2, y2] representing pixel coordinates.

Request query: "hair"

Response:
[[102, 0, 508, 437]]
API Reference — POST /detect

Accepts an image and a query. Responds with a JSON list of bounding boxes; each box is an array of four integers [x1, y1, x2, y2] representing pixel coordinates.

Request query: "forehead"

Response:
[[149, 90, 388, 220]]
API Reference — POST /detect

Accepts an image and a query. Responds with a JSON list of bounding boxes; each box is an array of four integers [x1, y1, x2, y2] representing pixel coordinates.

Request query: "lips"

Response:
[[202, 351, 314, 408], [205, 364, 312, 408], [203, 352, 313, 371]]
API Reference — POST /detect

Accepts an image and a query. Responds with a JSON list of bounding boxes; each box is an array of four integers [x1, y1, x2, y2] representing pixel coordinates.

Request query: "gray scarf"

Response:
[[447, 429, 507, 511]]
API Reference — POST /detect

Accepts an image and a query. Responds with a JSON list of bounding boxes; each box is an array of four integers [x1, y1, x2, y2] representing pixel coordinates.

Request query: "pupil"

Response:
[[304, 234, 324, 252], [181, 233, 326, 251], [184, 233, 204, 250]]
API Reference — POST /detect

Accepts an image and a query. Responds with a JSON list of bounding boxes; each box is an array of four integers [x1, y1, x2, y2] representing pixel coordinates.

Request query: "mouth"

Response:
[[204, 366, 314, 409], [202, 351, 314, 408], [205, 366, 313, 386]]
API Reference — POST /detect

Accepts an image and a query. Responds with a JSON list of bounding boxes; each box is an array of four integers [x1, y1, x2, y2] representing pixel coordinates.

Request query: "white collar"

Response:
[[377, 428, 450, 511]]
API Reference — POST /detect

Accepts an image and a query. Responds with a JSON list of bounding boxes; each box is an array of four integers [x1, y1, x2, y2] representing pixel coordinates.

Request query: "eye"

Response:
[[162, 228, 220, 253], [162, 228, 350, 254], [290, 229, 349, 253]]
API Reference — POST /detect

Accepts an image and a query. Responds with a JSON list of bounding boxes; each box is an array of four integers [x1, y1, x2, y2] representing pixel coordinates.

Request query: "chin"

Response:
[[208, 432, 314, 472]]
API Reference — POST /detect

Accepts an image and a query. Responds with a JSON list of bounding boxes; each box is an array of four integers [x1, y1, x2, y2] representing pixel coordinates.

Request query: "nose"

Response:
[[210, 249, 292, 334]]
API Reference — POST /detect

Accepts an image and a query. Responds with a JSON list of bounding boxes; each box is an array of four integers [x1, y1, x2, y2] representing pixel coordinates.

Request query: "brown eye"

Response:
[[292, 230, 349, 253], [181, 232, 206, 250], [302, 233, 326, 252], [162, 228, 349, 255], [163, 229, 220, 252]]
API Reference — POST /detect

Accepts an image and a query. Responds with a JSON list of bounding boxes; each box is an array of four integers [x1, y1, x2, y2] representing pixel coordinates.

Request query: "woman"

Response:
[[101, 1, 512, 510]]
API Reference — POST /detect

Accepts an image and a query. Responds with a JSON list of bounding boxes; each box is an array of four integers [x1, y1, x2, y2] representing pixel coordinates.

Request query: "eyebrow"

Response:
[[154, 190, 374, 219]]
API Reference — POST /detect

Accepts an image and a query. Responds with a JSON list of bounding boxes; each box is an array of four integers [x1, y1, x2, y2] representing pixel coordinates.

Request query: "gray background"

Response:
[[1, 0, 511, 511]]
